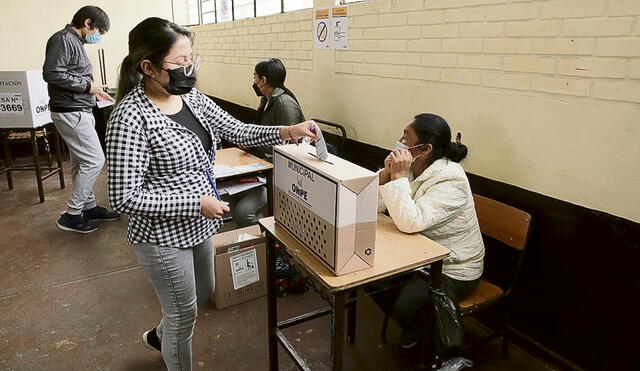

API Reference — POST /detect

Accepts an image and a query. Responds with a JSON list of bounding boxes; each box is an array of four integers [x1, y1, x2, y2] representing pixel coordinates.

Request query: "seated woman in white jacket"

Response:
[[377, 113, 485, 349]]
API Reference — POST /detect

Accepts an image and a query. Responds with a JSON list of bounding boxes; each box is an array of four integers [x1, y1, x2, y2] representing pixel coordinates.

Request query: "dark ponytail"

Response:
[[411, 113, 469, 163], [116, 17, 193, 102], [116, 55, 139, 102], [443, 132, 468, 163], [254, 58, 299, 104]]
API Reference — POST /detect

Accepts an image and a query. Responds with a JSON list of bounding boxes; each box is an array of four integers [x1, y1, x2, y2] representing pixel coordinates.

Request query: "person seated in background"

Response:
[[376, 113, 485, 350], [226, 58, 305, 227]]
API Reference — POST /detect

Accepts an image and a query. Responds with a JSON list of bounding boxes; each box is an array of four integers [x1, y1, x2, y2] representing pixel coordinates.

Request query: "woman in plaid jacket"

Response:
[[106, 18, 318, 371]]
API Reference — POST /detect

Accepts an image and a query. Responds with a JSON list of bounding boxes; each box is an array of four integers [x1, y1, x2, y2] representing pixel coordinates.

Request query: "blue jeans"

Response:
[[133, 237, 215, 371]]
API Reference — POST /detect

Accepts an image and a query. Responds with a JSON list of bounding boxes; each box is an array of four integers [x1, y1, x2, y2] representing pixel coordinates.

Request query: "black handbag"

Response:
[[432, 287, 465, 359]]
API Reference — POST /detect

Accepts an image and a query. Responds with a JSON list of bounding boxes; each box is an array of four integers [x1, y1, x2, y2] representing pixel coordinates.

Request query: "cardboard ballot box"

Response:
[[213, 225, 267, 309], [0, 70, 51, 128], [273, 143, 378, 276]]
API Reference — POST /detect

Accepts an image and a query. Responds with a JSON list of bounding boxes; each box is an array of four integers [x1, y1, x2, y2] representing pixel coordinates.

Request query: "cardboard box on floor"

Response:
[[273, 143, 378, 276], [213, 225, 266, 310]]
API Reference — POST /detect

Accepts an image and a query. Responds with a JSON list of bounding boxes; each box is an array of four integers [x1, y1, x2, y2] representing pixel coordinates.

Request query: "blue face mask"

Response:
[[86, 30, 102, 44]]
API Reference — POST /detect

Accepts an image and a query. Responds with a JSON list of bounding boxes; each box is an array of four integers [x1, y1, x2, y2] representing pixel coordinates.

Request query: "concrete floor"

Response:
[[0, 161, 561, 370]]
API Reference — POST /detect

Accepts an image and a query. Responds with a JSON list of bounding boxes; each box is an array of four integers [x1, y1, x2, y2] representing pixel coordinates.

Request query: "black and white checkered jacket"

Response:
[[106, 83, 281, 248]]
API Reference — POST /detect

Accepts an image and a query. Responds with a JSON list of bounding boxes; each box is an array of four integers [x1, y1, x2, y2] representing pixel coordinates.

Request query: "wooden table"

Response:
[[214, 147, 274, 213], [258, 215, 450, 370]]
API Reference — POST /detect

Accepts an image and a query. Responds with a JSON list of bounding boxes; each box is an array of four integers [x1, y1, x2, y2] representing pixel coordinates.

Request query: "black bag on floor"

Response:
[[432, 287, 464, 359]]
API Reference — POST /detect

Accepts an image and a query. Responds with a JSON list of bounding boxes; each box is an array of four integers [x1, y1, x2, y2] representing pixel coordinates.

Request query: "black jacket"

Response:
[[43, 25, 95, 112]]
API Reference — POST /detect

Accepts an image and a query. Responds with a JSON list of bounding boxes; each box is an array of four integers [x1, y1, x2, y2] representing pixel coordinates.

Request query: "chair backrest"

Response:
[[473, 194, 532, 251]]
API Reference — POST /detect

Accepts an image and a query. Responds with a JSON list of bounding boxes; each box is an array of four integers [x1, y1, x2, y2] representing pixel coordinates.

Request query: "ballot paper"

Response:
[[313, 126, 329, 161], [96, 100, 115, 108]]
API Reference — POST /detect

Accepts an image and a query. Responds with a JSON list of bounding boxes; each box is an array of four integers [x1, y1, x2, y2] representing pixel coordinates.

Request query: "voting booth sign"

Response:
[[274, 143, 378, 276], [0, 70, 51, 129]]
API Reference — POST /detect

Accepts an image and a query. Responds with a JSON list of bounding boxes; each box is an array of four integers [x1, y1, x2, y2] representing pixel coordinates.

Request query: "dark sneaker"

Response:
[[56, 212, 98, 234], [84, 206, 120, 221], [142, 328, 161, 352]]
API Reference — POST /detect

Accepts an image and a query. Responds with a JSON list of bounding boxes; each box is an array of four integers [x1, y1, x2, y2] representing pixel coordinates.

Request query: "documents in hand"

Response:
[[96, 100, 115, 108]]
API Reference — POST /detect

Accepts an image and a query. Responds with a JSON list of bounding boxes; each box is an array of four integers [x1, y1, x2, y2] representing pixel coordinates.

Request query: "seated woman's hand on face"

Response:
[[388, 149, 412, 181], [200, 195, 230, 219]]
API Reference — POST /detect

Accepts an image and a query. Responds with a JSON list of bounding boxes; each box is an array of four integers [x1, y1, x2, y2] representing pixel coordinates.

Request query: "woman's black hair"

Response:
[[411, 113, 468, 163], [71, 6, 110, 33], [254, 58, 299, 104], [116, 17, 193, 101]]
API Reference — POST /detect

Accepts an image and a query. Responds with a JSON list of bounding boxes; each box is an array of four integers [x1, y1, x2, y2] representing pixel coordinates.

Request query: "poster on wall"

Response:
[[314, 8, 331, 49], [217, 0, 232, 22], [331, 6, 349, 50]]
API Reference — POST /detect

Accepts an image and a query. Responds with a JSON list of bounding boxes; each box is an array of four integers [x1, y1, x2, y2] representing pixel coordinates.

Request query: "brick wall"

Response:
[[338, 0, 640, 104], [192, 10, 314, 71], [192, 0, 640, 223]]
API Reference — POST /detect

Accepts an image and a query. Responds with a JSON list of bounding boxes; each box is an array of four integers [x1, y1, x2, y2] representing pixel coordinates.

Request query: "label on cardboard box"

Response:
[[274, 151, 337, 224], [0, 93, 24, 116], [230, 249, 259, 290]]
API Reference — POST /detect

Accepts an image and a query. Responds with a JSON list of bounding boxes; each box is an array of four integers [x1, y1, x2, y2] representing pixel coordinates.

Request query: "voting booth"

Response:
[[273, 143, 378, 276], [0, 70, 51, 129]]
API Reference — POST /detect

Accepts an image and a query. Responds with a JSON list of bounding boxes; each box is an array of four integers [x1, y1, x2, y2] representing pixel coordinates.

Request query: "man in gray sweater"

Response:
[[43, 5, 119, 234]]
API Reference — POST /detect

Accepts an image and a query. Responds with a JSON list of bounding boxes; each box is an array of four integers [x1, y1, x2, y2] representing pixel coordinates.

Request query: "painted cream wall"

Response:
[[0, 0, 173, 88], [192, 0, 640, 222]]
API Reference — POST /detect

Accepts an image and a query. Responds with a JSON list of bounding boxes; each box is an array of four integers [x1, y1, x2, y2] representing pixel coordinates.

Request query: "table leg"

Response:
[[1, 133, 13, 190], [31, 129, 45, 203], [430, 260, 443, 290], [266, 233, 279, 371], [266, 170, 273, 216], [331, 291, 346, 371], [52, 125, 65, 189], [428, 260, 444, 368], [347, 290, 357, 343]]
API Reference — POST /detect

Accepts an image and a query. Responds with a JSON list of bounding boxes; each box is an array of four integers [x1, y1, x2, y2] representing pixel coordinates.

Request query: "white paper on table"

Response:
[[217, 177, 266, 195], [233, 162, 269, 173], [213, 164, 237, 177]]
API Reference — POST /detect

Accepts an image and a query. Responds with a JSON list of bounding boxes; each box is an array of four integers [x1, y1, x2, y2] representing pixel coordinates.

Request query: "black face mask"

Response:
[[252, 82, 264, 97], [162, 67, 197, 95]]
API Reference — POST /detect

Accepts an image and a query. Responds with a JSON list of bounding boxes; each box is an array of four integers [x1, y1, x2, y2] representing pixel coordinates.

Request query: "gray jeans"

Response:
[[133, 237, 215, 371], [51, 111, 105, 215]]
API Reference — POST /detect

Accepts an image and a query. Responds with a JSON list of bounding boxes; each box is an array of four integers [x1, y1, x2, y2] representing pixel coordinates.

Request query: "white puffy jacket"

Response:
[[378, 158, 485, 281]]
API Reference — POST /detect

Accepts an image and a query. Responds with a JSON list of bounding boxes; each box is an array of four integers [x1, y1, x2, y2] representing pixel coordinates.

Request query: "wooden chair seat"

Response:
[[6, 130, 46, 141], [459, 279, 504, 315]]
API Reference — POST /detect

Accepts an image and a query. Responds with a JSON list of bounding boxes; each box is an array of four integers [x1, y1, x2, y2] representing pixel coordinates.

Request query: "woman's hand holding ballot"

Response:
[[280, 120, 320, 142]]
